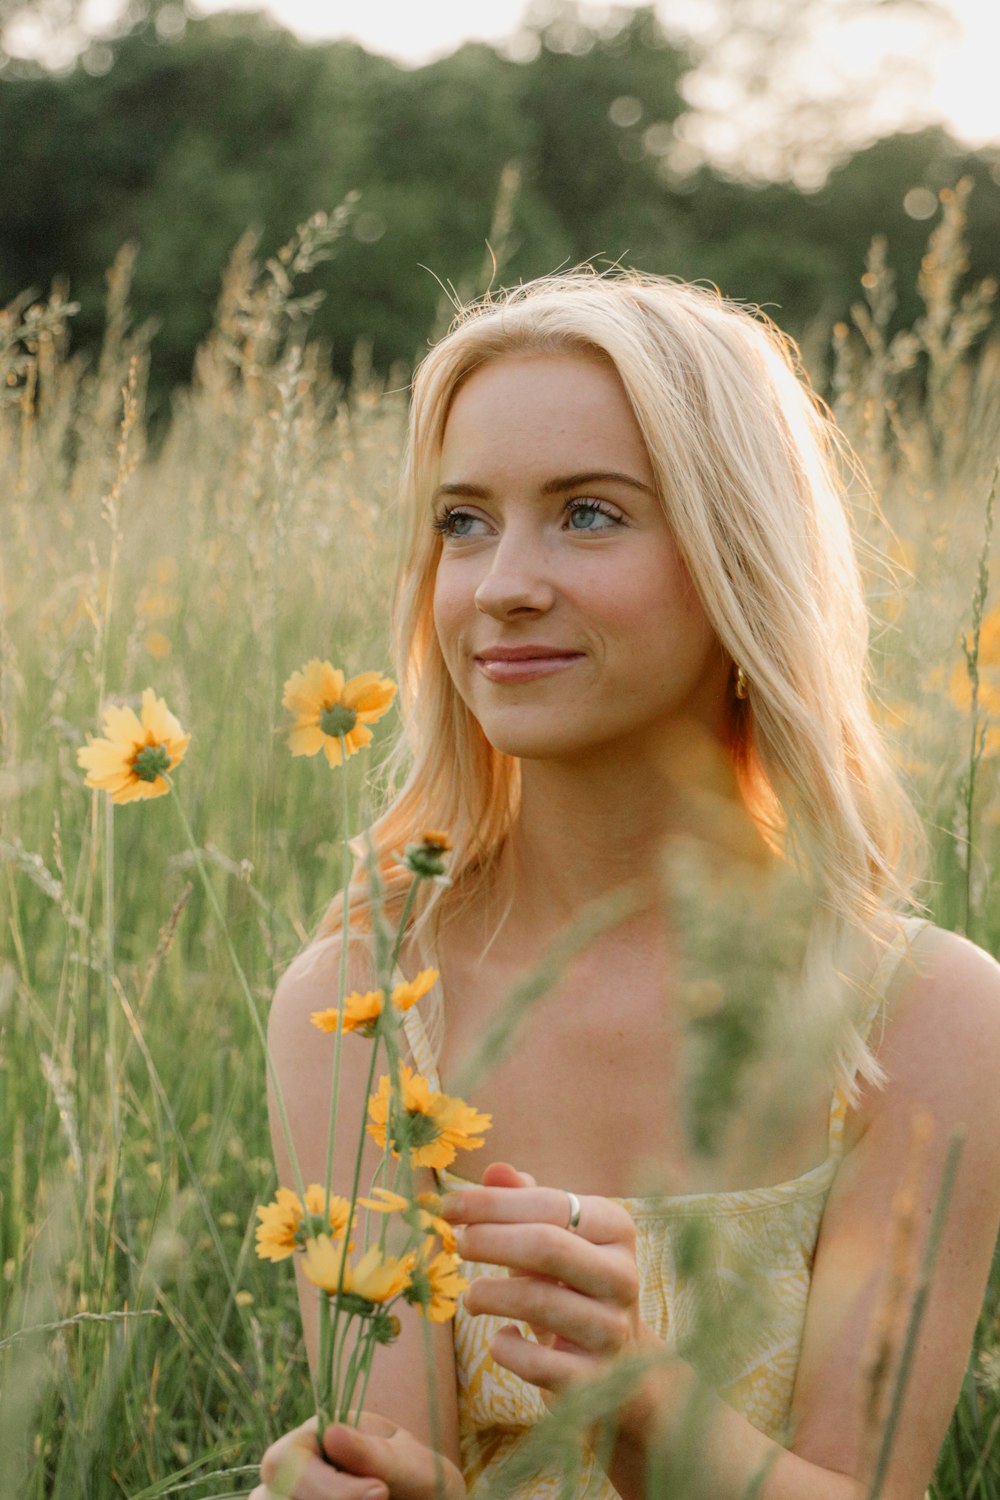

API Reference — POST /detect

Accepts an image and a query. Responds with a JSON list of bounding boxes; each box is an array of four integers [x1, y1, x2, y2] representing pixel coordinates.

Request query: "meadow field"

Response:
[[1, 184, 999, 1498]]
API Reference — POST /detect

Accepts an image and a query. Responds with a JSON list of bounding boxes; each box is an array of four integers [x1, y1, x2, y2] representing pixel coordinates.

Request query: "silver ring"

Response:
[[564, 1190, 582, 1233]]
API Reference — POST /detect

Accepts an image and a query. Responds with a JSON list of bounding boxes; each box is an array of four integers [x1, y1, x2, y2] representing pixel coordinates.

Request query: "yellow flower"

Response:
[[357, 1184, 457, 1252], [76, 688, 190, 804], [388, 968, 439, 1014], [407, 1246, 469, 1323], [302, 1235, 415, 1304], [254, 1187, 304, 1262], [366, 1064, 492, 1171], [254, 1184, 353, 1262], [311, 989, 384, 1036], [282, 659, 396, 769], [310, 970, 438, 1038]]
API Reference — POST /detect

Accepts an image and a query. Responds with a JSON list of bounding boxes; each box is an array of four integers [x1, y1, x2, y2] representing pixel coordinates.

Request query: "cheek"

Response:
[[432, 569, 468, 670]]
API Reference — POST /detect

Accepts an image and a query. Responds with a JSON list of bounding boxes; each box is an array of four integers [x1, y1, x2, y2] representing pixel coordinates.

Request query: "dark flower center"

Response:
[[133, 743, 170, 782], [320, 702, 358, 737]]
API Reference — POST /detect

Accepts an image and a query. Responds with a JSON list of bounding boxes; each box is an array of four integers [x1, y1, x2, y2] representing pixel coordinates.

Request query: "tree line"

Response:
[[2, 2, 998, 412]]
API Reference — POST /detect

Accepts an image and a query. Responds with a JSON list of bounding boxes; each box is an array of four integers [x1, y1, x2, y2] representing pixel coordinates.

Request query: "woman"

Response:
[[253, 271, 1000, 1499]]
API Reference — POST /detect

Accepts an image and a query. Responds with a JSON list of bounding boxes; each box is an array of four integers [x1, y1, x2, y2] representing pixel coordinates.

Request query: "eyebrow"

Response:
[[434, 470, 657, 501]]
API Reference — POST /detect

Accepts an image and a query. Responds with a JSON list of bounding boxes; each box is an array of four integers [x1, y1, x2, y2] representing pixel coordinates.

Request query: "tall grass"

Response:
[[0, 186, 998, 1498]]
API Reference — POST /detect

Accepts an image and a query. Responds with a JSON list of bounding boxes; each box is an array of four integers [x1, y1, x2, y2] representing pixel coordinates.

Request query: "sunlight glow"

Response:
[[183, 0, 1000, 153]]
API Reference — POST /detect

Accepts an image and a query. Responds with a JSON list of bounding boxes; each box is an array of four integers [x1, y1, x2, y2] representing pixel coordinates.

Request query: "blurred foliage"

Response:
[[0, 1, 998, 417]]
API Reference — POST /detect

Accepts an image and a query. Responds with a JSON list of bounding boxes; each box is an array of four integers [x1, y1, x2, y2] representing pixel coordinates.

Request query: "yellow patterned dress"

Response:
[[400, 920, 925, 1498]]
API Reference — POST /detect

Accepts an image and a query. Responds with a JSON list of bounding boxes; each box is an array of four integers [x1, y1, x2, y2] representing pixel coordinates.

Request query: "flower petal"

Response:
[[139, 688, 187, 747], [289, 725, 325, 758], [343, 673, 396, 721], [100, 703, 144, 746]]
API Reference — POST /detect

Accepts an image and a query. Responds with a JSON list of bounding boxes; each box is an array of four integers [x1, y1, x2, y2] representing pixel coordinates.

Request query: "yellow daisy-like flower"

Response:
[[389, 968, 439, 1014], [254, 1187, 304, 1263], [254, 1184, 353, 1262], [76, 688, 190, 804], [407, 1246, 469, 1323], [357, 1185, 457, 1252], [302, 1235, 415, 1304], [366, 1064, 492, 1171], [311, 989, 384, 1036], [282, 659, 396, 769], [310, 969, 438, 1038]]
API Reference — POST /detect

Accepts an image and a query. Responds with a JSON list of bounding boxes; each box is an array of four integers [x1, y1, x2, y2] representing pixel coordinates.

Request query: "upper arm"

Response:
[[266, 934, 461, 1461], [787, 927, 1000, 1499]]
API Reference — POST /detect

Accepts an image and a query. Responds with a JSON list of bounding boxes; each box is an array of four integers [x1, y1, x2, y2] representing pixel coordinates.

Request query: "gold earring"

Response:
[[734, 665, 749, 700]]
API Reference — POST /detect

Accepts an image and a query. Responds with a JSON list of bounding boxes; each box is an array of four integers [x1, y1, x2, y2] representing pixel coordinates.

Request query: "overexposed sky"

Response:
[[5, 0, 999, 176], [180, 0, 1000, 151]]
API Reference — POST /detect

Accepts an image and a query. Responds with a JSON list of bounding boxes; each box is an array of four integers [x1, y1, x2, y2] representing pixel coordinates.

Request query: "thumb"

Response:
[[482, 1160, 537, 1189]]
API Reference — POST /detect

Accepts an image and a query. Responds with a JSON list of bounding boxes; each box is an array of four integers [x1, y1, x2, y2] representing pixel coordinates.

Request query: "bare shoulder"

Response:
[[269, 929, 374, 1045], [879, 924, 1000, 1100], [856, 921, 1000, 1167]]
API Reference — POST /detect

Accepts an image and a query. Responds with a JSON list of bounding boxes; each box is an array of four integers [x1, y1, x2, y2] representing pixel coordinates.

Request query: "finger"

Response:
[[259, 1449, 382, 1500], [441, 1185, 633, 1247], [464, 1273, 632, 1355], [491, 1323, 600, 1396], [481, 1160, 538, 1189], [452, 1221, 639, 1305], [322, 1420, 461, 1500], [260, 1420, 388, 1500]]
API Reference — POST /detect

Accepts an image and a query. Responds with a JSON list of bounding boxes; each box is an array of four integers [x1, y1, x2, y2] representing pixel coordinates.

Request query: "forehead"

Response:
[[439, 352, 654, 481]]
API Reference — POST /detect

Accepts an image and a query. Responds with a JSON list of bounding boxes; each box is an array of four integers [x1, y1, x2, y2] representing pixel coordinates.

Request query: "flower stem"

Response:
[[420, 1310, 448, 1500], [324, 869, 422, 1438], [959, 464, 995, 939], [101, 794, 131, 1291], [323, 736, 354, 1220], [166, 782, 307, 1207]]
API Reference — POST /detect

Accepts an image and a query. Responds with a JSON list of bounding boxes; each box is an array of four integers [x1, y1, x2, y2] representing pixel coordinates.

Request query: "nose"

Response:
[[476, 531, 560, 618], [474, 529, 555, 620]]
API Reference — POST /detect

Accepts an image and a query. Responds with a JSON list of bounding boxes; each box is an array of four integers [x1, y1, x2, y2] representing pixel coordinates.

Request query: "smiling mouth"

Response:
[[474, 651, 584, 683]]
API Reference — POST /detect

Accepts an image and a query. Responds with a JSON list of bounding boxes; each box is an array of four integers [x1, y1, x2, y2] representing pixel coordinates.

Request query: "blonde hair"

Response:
[[322, 268, 924, 1091]]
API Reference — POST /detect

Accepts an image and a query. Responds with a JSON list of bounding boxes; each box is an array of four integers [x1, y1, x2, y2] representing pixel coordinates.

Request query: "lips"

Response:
[[474, 646, 585, 683]]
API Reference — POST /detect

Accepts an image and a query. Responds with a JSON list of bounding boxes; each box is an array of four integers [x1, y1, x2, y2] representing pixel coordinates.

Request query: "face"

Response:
[[431, 352, 730, 764]]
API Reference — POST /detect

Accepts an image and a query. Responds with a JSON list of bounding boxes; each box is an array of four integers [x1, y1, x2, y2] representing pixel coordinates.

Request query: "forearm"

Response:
[[605, 1356, 865, 1500]]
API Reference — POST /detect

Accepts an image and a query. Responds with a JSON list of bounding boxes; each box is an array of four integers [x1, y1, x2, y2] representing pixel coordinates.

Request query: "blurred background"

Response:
[[2, 0, 998, 418], [3, 7, 1000, 1497]]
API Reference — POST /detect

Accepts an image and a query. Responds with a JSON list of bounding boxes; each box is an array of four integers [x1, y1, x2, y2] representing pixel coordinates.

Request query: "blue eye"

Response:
[[433, 507, 487, 538], [566, 500, 621, 531]]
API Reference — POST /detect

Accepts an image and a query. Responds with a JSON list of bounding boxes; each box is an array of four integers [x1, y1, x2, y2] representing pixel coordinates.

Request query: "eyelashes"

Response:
[[432, 498, 625, 538], [432, 506, 477, 538]]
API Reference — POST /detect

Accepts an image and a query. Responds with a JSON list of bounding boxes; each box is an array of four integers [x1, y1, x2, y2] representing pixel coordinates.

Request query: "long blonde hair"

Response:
[[323, 268, 924, 1090]]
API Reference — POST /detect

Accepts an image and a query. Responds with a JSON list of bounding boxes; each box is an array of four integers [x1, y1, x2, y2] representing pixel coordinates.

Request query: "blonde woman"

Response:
[[253, 272, 1000, 1500]]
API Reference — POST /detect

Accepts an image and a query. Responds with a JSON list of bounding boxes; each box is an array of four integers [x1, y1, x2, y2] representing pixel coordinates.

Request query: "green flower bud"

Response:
[[132, 743, 171, 782]]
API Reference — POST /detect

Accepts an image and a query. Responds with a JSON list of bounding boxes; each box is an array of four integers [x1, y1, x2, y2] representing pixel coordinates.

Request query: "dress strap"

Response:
[[398, 970, 443, 1091], [826, 916, 930, 1156]]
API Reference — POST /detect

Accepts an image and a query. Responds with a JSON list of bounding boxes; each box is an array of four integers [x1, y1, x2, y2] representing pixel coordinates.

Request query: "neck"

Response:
[[497, 744, 683, 918]]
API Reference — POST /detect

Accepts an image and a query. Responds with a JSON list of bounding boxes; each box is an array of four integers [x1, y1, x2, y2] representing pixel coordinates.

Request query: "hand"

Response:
[[441, 1161, 654, 1401], [252, 1412, 465, 1500]]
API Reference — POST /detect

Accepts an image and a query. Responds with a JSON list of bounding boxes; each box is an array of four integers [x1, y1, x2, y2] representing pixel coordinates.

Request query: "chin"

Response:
[[477, 718, 605, 762]]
